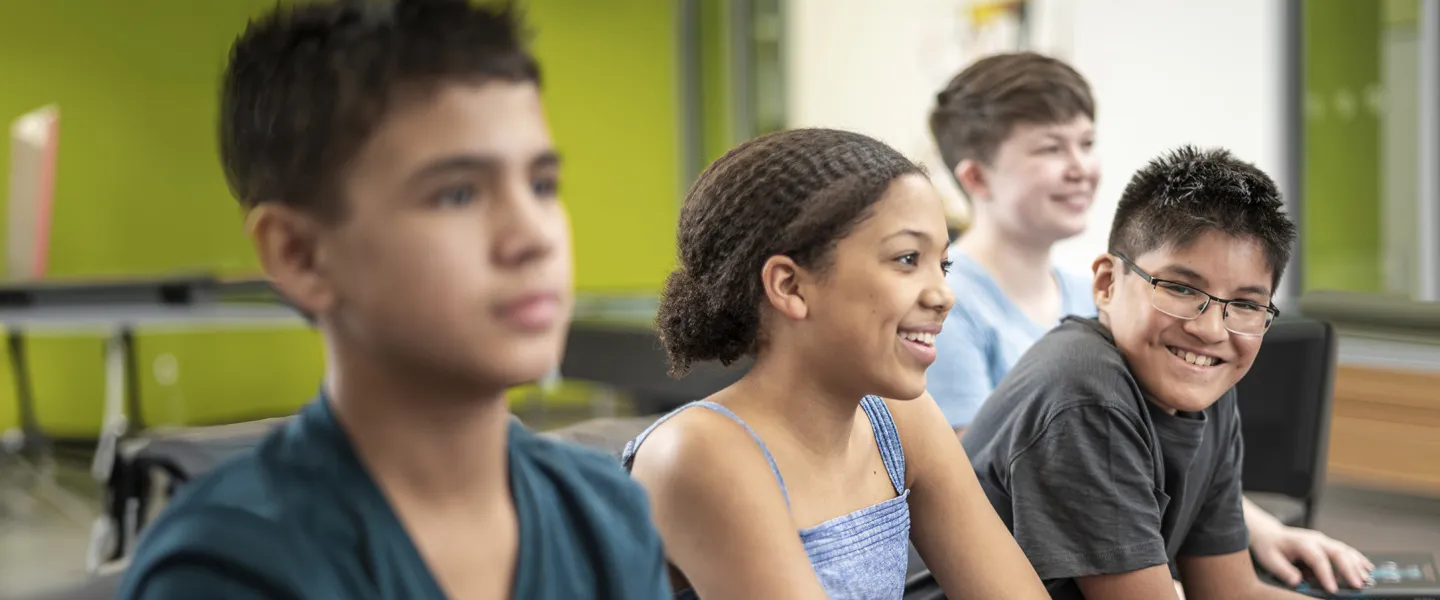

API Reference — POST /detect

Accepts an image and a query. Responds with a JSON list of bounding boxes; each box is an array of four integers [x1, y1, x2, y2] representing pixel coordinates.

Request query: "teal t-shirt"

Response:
[[116, 396, 671, 599]]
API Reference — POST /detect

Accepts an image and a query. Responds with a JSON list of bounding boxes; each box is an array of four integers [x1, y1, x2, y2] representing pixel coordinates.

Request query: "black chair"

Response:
[[560, 318, 750, 415], [1235, 315, 1338, 529]]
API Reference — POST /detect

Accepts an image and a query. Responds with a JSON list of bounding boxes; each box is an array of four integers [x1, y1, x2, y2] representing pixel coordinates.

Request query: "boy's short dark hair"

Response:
[[929, 52, 1094, 176], [656, 128, 923, 376], [220, 0, 538, 221], [1108, 145, 1297, 289]]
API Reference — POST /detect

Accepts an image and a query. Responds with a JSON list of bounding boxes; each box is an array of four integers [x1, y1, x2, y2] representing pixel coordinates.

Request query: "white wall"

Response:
[[784, 0, 971, 202], [785, 0, 1288, 278]]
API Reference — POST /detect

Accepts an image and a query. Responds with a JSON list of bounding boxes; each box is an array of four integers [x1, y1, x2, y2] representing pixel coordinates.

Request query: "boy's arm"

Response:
[[125, 563, 287, 600], [1077, 564, 1183, 599], [927, 304, 995, 433], [116, 509, 310, 600], [1178, 551, 1311, 600], [1003, 405, 1172, 594]]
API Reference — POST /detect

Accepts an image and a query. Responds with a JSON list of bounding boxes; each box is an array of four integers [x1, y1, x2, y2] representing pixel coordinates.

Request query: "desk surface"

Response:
[[0, 275, 662, 332], [0, 275, 290, 330], [0, 303, 303, 331]]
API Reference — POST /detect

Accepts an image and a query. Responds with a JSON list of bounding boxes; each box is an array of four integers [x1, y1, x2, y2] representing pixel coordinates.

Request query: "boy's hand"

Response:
[[1251, 524, 1373, 593]]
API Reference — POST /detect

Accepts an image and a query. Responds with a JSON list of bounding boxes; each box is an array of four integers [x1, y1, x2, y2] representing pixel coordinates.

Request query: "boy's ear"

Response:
[[760, 254, 809, 321], [1092, 253, 1119, 307], [247, 203, 337, 318], [955, 159, 989, 202]]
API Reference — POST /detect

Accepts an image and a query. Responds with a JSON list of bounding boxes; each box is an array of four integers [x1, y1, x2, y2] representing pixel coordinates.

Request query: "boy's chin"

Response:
[[471, 345, 565, 391]]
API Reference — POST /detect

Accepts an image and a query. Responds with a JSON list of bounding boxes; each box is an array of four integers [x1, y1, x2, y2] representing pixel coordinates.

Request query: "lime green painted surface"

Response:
[[0, 0, 681, 287], [0, 1, 275, 279], [0, 338, 18, 433], [27, 334, 107, 437], [700, 0, 737, 167], [1384, 0, 1421, 26], [525, 0, 682, 293], [1302, 0, 1382, 293], [0, 0, 684, 435], [135, 328, 324, 426]]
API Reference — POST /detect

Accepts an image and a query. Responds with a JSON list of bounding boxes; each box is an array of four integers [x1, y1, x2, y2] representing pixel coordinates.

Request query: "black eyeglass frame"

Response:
[[1111, 252, 1280, 337]]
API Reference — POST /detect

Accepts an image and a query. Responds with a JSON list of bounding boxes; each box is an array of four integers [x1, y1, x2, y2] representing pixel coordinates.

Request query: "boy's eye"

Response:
[[533, 177, 560, 199], [1229, 301, 1265, 314], [435, 185, 475, 207], [1158, 282, 1196, 297]]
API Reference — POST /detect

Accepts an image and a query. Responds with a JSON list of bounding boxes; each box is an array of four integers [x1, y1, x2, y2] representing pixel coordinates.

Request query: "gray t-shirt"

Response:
[[962, 317, 1249, 599]]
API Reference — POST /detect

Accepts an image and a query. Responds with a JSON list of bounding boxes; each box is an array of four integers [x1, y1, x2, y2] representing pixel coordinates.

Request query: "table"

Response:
[[0, 275, 299, 572]]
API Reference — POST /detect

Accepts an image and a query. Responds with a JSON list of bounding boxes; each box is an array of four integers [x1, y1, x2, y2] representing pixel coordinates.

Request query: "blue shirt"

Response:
[[927, 253, 1096, 427], [117, 395, 671, 600]]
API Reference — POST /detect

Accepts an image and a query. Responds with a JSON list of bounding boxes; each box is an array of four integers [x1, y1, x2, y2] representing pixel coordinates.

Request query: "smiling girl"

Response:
[[621, 128, 1048, 600]]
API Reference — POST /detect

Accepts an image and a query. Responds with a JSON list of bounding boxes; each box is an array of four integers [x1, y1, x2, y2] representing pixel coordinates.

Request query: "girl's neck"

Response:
[[722, 348, 863, 462]]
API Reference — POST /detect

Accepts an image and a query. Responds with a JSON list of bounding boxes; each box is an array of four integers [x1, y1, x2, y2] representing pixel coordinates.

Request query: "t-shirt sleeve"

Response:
[[126, 563, 282, 600], [1178, 399, 1250, 557], [927, 304, 995, 428], [1007, 405, 1170, 581], [117, 508, 315, 600], [553, 441, 673, 596]]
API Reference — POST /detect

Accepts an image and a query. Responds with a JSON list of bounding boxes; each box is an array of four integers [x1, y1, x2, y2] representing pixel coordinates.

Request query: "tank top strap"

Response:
[[621, 400, 790, 505], [859, 395, 907, 494]]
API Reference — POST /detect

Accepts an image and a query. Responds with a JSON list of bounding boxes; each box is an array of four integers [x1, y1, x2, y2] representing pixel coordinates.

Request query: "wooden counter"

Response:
[[1328, 364, 1440, 496]]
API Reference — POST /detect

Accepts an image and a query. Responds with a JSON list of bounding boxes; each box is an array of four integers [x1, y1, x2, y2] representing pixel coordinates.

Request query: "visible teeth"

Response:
[[899, 331, 935, 346], [1171, 347, 1216, 367]]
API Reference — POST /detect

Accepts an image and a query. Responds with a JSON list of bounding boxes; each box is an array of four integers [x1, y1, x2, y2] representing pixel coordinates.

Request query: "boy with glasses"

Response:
[[961, 146, 1345, 600], [926, 52, 1370, 595]]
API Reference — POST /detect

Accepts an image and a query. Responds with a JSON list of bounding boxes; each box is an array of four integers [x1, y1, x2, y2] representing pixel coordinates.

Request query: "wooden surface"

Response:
[[1328, 364, 1440, 496]]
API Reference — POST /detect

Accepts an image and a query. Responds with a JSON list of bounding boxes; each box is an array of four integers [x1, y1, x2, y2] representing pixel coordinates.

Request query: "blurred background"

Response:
[[2, 0, 1439, 597]]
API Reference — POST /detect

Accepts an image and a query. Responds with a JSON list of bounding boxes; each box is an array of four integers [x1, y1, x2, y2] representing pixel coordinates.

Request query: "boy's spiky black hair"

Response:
[[1109, 145, 1297, 289]]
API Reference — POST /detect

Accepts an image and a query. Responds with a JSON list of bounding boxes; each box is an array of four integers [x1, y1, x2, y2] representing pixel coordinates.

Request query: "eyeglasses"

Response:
[[1112, 253, 1278, 337]]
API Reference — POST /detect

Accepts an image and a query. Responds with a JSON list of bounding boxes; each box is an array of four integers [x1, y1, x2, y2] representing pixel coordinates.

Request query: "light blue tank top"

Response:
[[621, 396, 911, 600]]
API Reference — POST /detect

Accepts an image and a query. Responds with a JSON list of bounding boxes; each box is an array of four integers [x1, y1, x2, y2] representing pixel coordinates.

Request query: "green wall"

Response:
[[0, 0, 685, 435], [1302, 0, 1383, 293], [525, 0, 682, 292], [700, 0, 737, 167]]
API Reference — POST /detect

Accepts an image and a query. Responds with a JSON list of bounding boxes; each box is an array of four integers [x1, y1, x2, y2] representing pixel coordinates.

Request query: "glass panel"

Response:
[[748, 0, 787, 137], [1302, 0, 1427, 298]]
